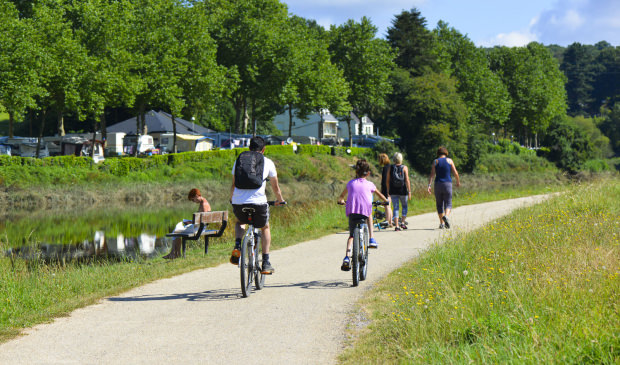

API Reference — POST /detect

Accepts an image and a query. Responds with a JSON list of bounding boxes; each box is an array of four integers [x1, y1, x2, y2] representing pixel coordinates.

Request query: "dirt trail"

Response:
[[0, 196, 548, 364]]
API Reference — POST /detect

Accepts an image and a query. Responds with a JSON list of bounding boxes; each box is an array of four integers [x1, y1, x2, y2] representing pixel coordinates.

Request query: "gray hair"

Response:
[[393, 152, 403, 164]]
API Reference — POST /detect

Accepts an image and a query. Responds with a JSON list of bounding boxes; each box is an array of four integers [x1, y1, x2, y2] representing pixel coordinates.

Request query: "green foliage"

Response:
[[433, 22, 511, 133], [543, 116, 595, 172], [386, 8, 437, 76], [488, 43, 567, 138], [396, 72, 469, 172], [297, 145, 332, 156], [582, 159, 611, 172], [328, 17, 395, 120], [371, 139, 402, 158], [474, 153, 555, 174]]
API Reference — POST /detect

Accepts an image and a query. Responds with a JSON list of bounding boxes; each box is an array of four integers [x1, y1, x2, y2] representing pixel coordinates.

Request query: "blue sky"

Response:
[[282, 0, 620, 47]]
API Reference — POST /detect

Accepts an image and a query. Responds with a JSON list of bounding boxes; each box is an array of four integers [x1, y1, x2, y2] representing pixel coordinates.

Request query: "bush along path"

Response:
[[0, 195, 551, 364]]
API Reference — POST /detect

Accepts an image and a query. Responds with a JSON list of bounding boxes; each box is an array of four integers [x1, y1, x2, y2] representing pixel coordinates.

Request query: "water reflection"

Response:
[[1, 202, 232, 263], [5, 231, 173, 262]]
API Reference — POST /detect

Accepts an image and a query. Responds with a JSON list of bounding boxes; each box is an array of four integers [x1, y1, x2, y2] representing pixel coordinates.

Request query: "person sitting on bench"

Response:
[[163, 188, 211, 260]]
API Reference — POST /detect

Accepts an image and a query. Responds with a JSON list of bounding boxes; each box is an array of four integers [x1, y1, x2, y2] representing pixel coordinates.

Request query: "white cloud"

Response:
[[480, 31, 538, 47], [532, 0, 620, 45]]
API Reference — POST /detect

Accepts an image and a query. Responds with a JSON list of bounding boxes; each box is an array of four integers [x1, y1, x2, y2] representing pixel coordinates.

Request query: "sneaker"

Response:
[[400, 222, 408, 230], [230, 248, 240, 265], [261, 261, 275, 275], [369, 238, 378, 249], [442, 216, 451, 229], [341, 256, 351, 271], [439, 224, 445, 229]]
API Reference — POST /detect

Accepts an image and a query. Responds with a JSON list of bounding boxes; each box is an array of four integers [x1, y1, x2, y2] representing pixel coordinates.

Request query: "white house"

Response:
[[273, 109, 374, 142], [338, 113, 375, 139], [273, 108, 339, 141]]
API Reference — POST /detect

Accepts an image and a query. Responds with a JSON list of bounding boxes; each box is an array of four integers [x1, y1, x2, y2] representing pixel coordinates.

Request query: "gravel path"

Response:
[[0, 196, 548, 364]]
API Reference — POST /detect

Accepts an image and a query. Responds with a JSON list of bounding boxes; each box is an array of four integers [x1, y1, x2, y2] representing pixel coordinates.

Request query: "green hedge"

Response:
[[265, 145, 295, 155], [297, 145, 332, 156], [0, 155, 94, 168]]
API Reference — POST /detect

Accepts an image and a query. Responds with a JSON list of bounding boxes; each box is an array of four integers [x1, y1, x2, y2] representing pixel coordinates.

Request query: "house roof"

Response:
[[106, 110, 215, 135]]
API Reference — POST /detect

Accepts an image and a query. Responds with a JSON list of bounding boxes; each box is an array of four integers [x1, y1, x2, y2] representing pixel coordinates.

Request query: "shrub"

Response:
[[474, 153, 555, 173], [582, 159, 611, 172], [297, 145, 332, 156]]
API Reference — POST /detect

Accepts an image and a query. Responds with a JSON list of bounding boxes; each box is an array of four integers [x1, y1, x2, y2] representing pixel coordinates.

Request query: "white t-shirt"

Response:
[[231, 155, 277, 205]]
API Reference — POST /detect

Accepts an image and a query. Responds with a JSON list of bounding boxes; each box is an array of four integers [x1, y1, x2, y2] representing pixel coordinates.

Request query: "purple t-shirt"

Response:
[[346, 178, 376, 217]]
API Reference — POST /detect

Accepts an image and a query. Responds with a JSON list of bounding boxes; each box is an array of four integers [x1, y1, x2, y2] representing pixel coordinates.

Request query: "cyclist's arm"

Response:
[[230, 176, 236, 202], [337, 186, 348, 204], [269, 176, 285, 205], [374, 190, 388, 202]]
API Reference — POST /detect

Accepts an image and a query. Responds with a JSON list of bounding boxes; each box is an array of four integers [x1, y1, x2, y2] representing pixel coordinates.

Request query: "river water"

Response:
[[1, 202, 225, 262]]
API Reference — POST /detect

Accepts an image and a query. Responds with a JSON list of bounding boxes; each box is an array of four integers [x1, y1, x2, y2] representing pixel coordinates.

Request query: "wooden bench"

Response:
[[166, 211, 228, 258]]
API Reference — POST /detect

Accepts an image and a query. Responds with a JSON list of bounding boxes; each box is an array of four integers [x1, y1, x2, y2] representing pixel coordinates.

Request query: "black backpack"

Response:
[[234, 151, 266, 189], [391, 164, 405, 189]]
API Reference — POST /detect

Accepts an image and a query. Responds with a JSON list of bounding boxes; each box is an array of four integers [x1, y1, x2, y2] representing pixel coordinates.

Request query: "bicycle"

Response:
[[372, 201, 390, 230], [238, 201, 285, 298], [338, 202, 369, 287]]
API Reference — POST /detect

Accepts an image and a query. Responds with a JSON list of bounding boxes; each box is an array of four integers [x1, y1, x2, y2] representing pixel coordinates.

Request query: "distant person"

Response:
[[378, 153, 394, 227], [337, 159, 388, 270], [163, 188, 211, 259], [386, 152, 411, 231], [229, 136, 285, 274], [427, 146, 461, 229]]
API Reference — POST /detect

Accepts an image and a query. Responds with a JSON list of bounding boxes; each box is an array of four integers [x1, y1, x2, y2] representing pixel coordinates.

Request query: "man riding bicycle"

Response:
[[230, 136, 285, 274]]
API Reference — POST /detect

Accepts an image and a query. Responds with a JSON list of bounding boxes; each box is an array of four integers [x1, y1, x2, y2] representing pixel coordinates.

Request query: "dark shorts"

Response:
[[233, 204, 269, 228], [348, 213, 368, 238], [434, 182, 453, 213]]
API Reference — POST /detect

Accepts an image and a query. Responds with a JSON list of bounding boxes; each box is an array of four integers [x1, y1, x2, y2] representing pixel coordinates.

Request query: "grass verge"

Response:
[[340, 177, 619, 364]]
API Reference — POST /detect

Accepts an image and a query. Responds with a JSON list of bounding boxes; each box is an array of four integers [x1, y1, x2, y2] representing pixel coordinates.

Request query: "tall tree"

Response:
[[386, 8, 437, 77], [207, 0, 290, 134], [561, 42, 597, 116], [32, 0, 90, 137], [489, 43, 567, 146], [0, 0, 45, 137], [393, 71, 469, 172], [278, 15, 349, 138], [433, 21, 511, 134], [328, 17, 395, 143]]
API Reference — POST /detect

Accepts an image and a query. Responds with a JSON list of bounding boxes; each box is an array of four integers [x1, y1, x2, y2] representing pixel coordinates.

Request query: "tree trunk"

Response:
[[243, 98, 249, 135], [8, 111, 14, 138], [57, 109, 65, 137], [90, 116, 98, 158], [251, 99, 256, 137], [36, 109, 46, 158], [172, 113, 177, 153], [233, 96, 242, 134], [288, 104, 293, 138], [100, 112, 107, 151], [347, 117, 353, 147]]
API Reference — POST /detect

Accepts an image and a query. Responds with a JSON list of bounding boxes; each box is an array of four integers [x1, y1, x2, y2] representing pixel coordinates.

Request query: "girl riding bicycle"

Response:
[[337, 159, 388, 271]]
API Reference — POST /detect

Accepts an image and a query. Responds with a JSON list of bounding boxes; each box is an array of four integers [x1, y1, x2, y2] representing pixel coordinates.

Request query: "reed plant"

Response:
[[340, 178, 619, 364]]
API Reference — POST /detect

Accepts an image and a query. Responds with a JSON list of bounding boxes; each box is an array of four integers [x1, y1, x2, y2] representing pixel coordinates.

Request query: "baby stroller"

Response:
[[372, 201, 390, 230]]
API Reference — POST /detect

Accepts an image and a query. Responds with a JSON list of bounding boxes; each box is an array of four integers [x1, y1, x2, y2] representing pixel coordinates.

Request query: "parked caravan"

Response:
[[123, 134, 156, 155]]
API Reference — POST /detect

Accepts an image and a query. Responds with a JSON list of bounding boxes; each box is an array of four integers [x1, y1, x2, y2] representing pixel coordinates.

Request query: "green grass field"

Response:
[[340, 178, 619, 364]]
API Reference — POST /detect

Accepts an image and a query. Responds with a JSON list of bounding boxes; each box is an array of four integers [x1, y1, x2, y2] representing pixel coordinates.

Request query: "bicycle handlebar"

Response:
[[372, 201, 389, 206], [268, 201, 287, 206]]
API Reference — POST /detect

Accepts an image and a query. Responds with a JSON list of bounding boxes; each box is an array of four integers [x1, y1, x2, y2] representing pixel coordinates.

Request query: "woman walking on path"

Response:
[[427, 146, 460, 229], [378, 153, 394, 228], [386, 152, 411, 231]]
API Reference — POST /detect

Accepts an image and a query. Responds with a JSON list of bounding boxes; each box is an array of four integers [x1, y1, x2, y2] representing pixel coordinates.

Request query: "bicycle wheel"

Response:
[[352, 226, 360, 287], [360, 224, 369, 281], [254, 233, 265, 290], [240, 231, 254, 297]]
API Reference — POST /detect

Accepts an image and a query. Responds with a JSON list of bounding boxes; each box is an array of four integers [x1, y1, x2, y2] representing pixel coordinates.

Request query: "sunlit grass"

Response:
[[341, 178, 619, 364]]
